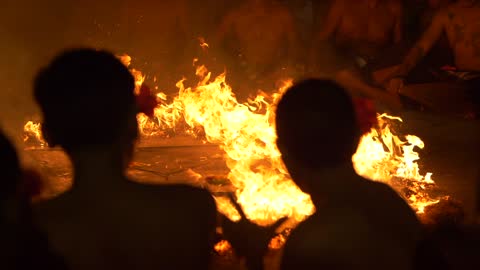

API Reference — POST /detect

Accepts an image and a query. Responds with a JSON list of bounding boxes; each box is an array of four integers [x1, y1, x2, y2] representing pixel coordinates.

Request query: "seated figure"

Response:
[[32, 49, 217, 270], [384, 0, 480, 117]]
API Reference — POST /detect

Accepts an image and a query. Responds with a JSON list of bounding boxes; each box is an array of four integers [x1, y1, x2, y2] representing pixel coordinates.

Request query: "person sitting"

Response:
[[32, 48, 217, 270], [310, 0, 405, 77], [0, 130, 66, 270], [307, 0, 404, 110], [384, 0, 480, 118], [213, 0, 299, 97], [219, 79, 424, 270], [395, 0, 455, 85]]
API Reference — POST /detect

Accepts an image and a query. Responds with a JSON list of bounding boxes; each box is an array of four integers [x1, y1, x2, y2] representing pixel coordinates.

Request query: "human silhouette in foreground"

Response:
[[275, 79, 426, 270], [0, 130, 66, 270], [222, 79, 424, 270], [276, 79, 423, 270], [32, 49, 217, 270]]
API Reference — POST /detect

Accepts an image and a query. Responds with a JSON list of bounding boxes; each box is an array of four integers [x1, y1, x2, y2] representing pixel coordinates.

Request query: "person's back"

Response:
[[35, 181, 215, 270], [0, 130, 66, 270], [282, 178, 421, 270], [275, 79, 422, 270], [440, 1, 480, 71], [31, 49, 217, 270]]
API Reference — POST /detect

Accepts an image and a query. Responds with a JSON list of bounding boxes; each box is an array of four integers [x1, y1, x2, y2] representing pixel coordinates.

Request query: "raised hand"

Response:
[[221, 194, 287, 270]]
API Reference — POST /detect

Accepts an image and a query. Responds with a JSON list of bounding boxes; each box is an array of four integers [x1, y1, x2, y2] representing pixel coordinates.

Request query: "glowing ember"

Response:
[[23, 121, 45, 147], [23, 54, 441, 226], [148, 66, 315, 226]]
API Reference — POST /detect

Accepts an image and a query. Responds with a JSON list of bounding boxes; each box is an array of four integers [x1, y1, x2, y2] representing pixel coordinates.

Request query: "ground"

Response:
[[21, 110, 480, 270]]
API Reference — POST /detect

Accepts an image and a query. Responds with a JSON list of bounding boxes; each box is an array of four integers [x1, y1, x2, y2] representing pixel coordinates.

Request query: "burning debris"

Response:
[[23, 54, 445, 229], [24, 120, 45, 147]]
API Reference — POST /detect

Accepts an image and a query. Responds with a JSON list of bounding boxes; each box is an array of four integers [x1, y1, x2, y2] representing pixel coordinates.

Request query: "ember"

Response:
[[23, 54, 443, 227]]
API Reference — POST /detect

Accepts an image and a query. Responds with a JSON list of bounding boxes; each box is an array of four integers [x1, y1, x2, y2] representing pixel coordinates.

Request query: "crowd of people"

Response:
[[208, 0, 480, 116], [1, 0, 480, 269]]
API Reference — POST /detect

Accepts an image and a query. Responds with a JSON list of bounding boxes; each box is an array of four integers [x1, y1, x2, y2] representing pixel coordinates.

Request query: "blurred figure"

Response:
[[306, 0, 404, 110], [385, 0, 480, 117], [406, 0, 454, 83], [311, 0, 404, 74], [32, 49, 217, 270], [214, 0, 299, 98], [0, 130, 65, 270], [121, 0, 191, 88], [276, 79, 422, 270]]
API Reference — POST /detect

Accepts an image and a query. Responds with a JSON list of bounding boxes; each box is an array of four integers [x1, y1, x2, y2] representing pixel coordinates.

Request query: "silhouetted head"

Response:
[[276, 79, 359, 174], [0, 131, 21, 202], [34, 49, 137, 158]]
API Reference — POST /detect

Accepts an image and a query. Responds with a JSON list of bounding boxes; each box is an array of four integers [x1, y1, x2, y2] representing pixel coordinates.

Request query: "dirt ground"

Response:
[[21, 110, 480, 270]]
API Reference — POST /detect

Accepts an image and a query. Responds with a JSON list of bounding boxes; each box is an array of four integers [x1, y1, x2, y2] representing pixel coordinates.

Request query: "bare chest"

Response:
[[337, 5, 396, 41], [445, 9, 480, 59], [446, 10, 480, 43]]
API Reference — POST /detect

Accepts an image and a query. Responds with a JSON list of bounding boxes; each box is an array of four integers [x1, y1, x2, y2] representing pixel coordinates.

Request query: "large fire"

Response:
[[23, 53, 442, 228]]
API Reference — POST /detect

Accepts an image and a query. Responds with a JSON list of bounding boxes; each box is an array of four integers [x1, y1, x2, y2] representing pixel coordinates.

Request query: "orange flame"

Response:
[[23, 121, 45, 147], [353, 114, 441, 213], [23, 54, 441, 225]]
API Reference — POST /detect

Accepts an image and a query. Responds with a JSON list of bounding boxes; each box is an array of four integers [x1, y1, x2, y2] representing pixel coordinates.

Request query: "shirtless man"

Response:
[[311, 0, 404, 71], [305, 0, 405, 110], [214, 0, 298, 93], [386, 0, 480, 115]]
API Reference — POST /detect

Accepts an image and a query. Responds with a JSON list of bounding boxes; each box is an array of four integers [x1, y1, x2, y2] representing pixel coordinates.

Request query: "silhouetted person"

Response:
[[385, 0, 480, 117], [276, 79, 423, 270], [214, 0, 299, 98], [0, 130, 66, 270], [32, 49, 217, 270]]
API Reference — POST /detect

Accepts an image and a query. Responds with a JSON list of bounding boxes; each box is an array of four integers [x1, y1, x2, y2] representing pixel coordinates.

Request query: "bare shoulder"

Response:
[[136, 183, 216, 210], [387, 0, 403, 14]]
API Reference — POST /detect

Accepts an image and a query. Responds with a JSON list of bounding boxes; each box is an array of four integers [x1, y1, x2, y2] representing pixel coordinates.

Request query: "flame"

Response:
[[353, 114, 440, 213], [23, 121, 45, 147], [147, 66, 315, 226], [23, 53, 441, 226]]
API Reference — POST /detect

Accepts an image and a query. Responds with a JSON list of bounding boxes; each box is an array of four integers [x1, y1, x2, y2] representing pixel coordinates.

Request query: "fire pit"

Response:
[[23, 54, 451, 255]]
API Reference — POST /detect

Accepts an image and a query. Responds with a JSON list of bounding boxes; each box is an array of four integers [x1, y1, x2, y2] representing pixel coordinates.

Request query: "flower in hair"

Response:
[[136, 83, 158, 117]]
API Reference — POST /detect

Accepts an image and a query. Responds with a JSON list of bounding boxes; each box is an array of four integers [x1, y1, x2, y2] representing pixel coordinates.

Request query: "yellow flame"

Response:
[[23, 121, 45, 147], [24, 54, 441, 226], [353, 114, 440, 213]]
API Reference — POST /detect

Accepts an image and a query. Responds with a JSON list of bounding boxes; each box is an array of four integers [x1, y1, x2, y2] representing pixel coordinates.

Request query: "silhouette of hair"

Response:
[[275, 79, 359, 169], [0, 130, 21, 200], [34, 48, 135, 150]]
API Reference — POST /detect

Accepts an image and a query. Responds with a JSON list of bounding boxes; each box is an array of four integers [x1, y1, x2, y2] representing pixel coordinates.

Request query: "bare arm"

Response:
[[393, 11, 446, 77], [282, 9, 300, 63], [310, 1, 344, 62], [392, 1, 404, 43], [316, 0, 343, 41]]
